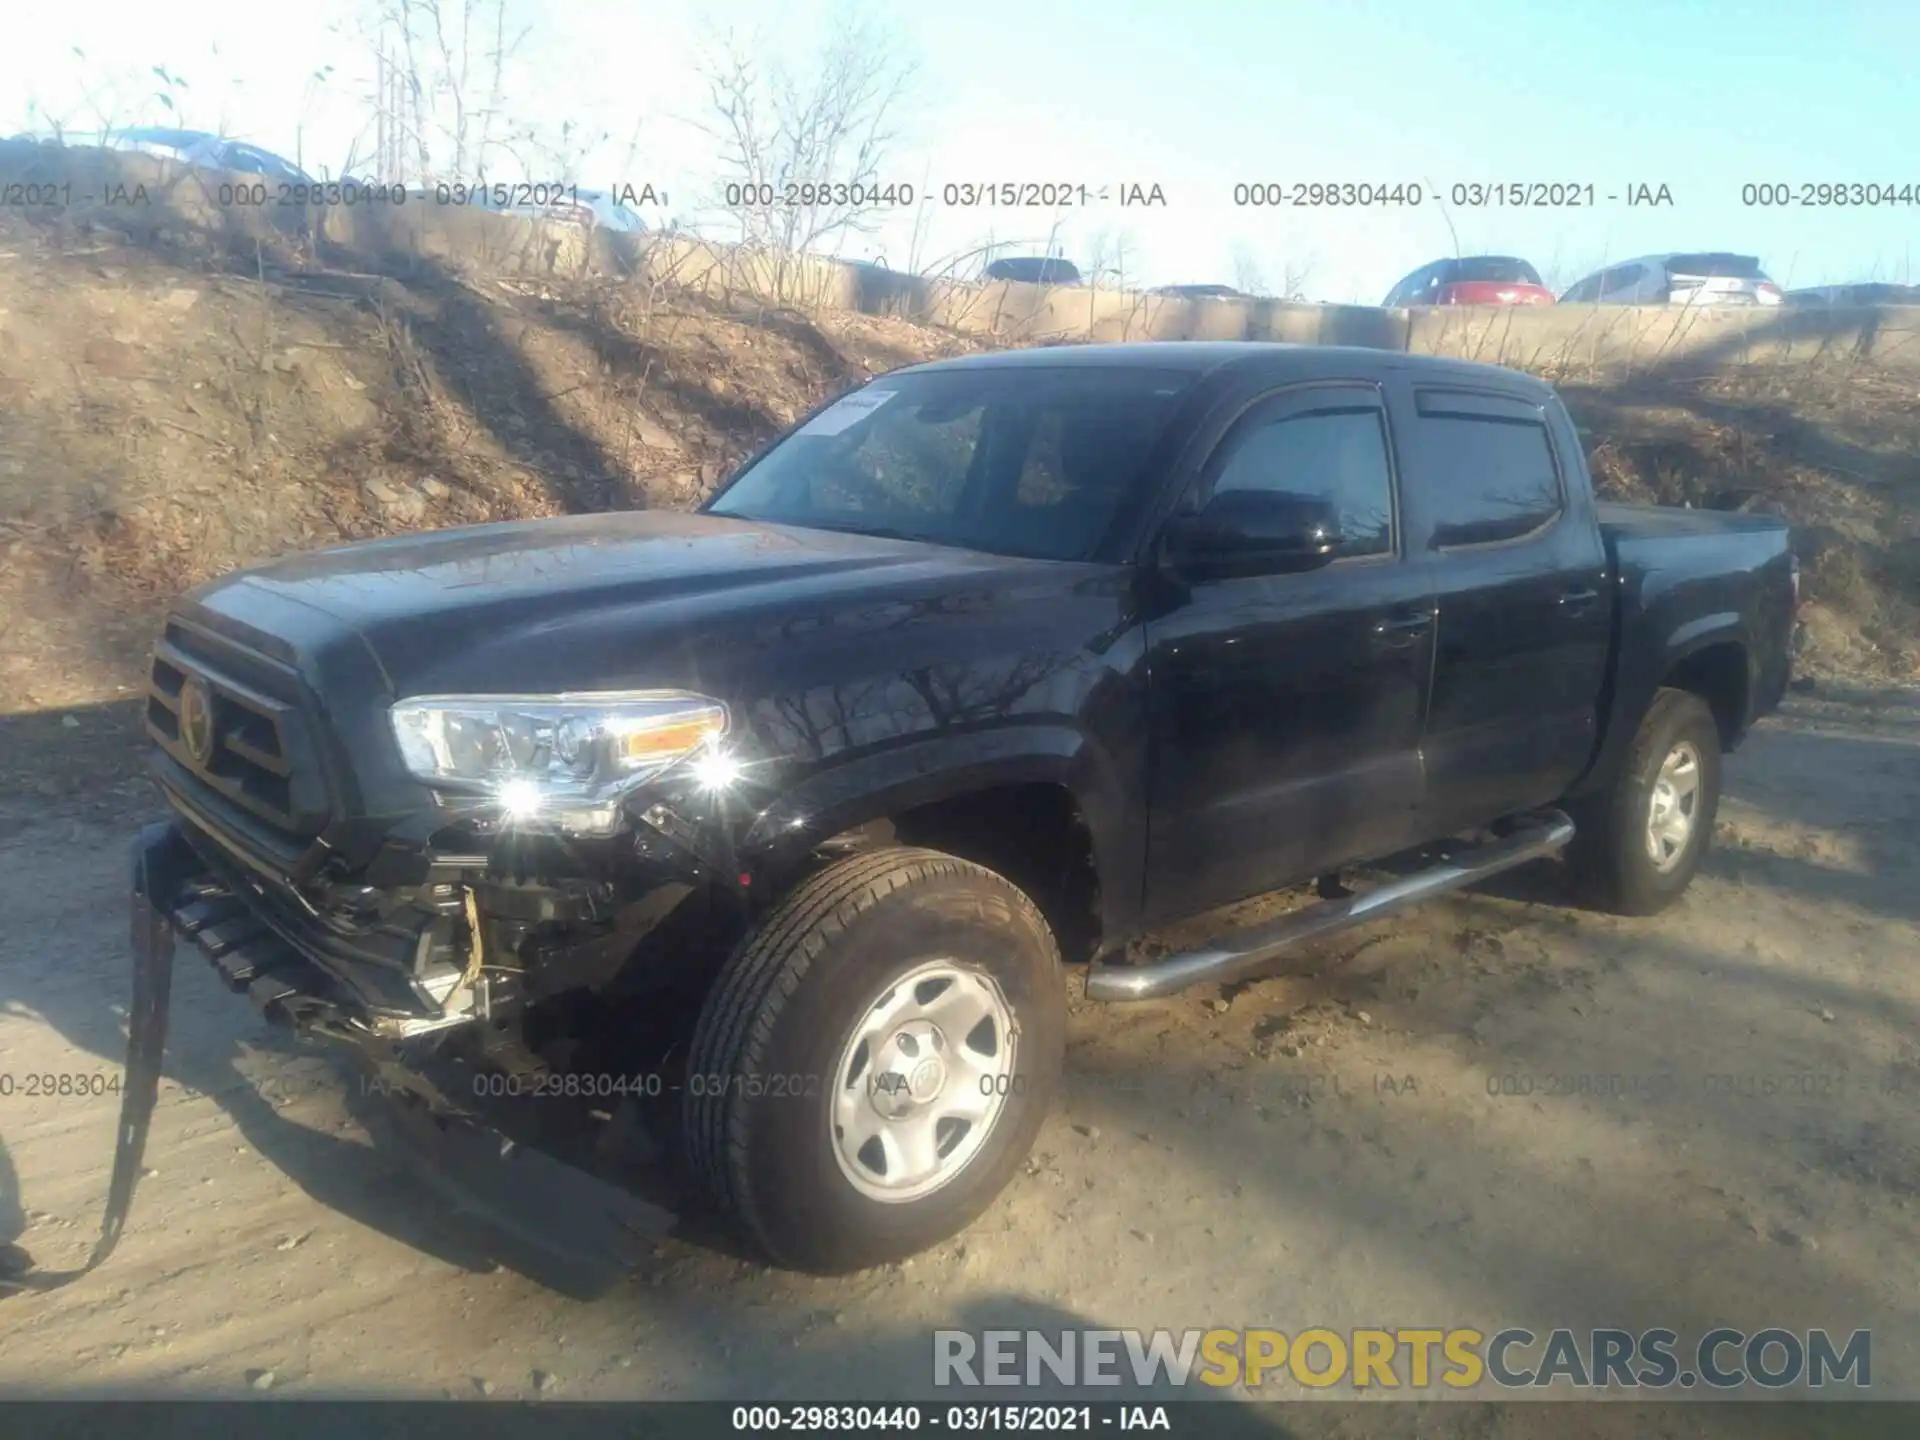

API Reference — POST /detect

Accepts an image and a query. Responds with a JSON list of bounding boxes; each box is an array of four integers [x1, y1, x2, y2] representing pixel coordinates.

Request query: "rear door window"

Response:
[[1414, 390, 1565, 549]]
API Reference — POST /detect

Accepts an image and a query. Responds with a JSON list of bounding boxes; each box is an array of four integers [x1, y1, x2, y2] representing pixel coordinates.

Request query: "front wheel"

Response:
[[683, 848, 1065, 1273], [1566, 687, 1723, 915]]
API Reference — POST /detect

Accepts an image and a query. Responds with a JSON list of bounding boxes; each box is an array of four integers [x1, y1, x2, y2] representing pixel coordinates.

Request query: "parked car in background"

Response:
[[408, 182, 649, 233], [1151, 284, 1249, 299], [983, 256, 1083, 285], [8, 127, 311, 184], [1560, 254, 1782, 306], [573, 189, 648, 232], [1784, 282, 1920, 306], [520, 187, 647, 233], [1383, 256, 1555, 307]]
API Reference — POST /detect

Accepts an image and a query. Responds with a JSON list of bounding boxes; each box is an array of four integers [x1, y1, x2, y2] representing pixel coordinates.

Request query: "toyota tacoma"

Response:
[[75, 342, 1796, 1281]]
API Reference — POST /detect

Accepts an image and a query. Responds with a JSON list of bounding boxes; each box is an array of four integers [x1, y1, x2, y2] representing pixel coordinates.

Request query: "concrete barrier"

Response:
[[7, 140, 1920, 375], [1404, 300, 1920, 375]]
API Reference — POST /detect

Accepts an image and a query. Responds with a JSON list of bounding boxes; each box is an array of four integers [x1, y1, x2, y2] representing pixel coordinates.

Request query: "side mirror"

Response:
[[1161, 489, 1344, 580]]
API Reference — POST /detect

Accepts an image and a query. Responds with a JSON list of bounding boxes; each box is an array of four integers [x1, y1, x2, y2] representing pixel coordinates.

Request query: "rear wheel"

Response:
[[1567, 687, 1723, 915], [683, 848, 1065, 1273]]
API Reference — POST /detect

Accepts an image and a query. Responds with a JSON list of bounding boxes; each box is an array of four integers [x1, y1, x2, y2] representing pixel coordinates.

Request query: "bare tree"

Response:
[[500, 117, 614, 185], [348, 0, 528, 184], [1277, 253, 1315, 301], [1083, 226, 1139, 291], [1230, 243, 1267, 297], [27, 52, 194, 137], [693, 11, 917, 293], [1226, 242, 1315, 301]]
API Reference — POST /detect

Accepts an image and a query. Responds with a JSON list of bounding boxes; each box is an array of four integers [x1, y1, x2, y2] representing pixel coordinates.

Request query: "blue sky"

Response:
[[6, 0, 1915, 299]]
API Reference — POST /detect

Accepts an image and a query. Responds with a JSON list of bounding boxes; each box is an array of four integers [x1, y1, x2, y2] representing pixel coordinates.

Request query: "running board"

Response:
[[1084, 810, 1576, 1002]]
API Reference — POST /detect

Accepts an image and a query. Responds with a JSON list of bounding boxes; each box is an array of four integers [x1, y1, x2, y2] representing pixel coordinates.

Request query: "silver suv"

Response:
[[1560, 253, 1783, 306]]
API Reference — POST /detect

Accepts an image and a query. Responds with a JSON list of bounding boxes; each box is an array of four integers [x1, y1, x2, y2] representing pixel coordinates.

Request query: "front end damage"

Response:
[[5, 808, 723, 1297], [8, 656, 770, 1297]]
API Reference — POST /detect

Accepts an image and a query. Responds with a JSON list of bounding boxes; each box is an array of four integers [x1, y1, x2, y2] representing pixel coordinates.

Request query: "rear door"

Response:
[[1391, 384, 1611, 835], [1142, 383, 1436, 920]]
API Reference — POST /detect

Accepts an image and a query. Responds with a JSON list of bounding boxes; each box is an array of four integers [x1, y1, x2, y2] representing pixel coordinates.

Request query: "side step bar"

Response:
[[1085, 810, 1576, 1002]]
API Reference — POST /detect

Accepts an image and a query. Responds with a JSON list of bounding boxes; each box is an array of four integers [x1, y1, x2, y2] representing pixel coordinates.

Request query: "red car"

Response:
[[1384, 255, 1556, 307]]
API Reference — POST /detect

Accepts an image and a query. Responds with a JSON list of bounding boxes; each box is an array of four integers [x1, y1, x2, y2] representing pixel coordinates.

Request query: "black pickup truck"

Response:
[[109, 342, 1795, 1280]]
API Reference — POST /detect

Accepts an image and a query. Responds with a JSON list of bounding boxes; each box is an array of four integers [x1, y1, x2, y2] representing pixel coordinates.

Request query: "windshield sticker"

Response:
[[799, 388, 897, 436]]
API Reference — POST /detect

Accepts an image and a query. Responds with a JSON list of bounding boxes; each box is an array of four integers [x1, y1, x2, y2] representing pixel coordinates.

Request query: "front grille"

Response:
[[145, 619, 332, 839]]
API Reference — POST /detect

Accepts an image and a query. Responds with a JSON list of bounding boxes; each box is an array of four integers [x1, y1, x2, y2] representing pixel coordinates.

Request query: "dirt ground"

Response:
[[1, 680, 1916, 1436]]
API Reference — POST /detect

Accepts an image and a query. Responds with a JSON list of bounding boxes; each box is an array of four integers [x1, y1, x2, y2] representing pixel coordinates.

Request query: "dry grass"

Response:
[[1562, 364, 1920, 683], [0, 209, 984, 713]]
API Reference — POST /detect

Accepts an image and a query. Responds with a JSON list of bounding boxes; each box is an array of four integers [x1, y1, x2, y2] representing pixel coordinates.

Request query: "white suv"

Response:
[[1560, 253, 1783, 306]]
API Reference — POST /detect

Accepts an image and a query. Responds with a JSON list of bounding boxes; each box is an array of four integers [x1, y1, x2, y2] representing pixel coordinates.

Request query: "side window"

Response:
[[1208, 402, 1395, 558], [1599, 264, 1643, 299], [1562, 275, 1599, 302], [223, 144, 304, 183], [1415, 391, 1564, 549]]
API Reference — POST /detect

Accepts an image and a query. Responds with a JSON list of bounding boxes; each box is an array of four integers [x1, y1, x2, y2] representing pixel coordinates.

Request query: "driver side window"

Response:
[[1207, 400, 1396, 559]]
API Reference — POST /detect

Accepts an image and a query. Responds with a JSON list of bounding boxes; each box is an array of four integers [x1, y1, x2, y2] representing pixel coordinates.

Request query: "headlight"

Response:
[[388, 691, 729, 835]]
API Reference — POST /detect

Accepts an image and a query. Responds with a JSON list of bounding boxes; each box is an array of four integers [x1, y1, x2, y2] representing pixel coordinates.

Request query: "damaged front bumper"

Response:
[[2, 820, 675, 1297]]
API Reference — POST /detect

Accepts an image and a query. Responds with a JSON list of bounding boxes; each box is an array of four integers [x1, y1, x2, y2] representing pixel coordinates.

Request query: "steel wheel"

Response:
[[1644, 739, 1702, 873], [829, 959, 1017, 1204], [684, 846, 1065, 1272]]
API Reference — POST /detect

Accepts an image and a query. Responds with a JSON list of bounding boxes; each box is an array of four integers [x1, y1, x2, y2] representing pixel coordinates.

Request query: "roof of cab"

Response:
[[890, 340, 1555, 398]]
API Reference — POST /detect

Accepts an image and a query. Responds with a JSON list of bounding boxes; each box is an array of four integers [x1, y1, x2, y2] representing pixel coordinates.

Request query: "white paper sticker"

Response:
[[798, 388, 897, 437]]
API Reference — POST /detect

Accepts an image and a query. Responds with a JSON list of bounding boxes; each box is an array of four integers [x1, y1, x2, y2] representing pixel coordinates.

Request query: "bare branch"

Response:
[[347, 0, 527, 184], [691, 11, 918, 297]]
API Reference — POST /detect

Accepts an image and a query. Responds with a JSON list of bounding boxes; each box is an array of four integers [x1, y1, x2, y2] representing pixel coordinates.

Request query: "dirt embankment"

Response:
[[1564, 368, 1920, 682]]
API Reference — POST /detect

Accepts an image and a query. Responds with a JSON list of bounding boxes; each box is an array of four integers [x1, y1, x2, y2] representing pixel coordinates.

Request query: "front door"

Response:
[[1142, 384, 1436, 923]]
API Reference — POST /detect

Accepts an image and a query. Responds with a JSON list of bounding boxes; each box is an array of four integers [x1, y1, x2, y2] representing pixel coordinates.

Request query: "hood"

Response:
[[186, 509, 1109, 697]]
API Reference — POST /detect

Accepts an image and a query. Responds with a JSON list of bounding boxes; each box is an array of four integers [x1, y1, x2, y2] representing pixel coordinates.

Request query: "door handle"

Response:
[[1559, 586, 1601, 612], [1372, 612, 1434, 648]]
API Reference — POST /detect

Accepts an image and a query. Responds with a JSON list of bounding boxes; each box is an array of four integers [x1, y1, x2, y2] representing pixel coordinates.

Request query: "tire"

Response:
[[683, 847, 1066, 1273], [1566, 687, 1723, 916]]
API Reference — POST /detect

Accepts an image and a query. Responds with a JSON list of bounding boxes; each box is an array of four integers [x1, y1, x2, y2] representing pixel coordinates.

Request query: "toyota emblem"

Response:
[[178, 676, 216, 767]]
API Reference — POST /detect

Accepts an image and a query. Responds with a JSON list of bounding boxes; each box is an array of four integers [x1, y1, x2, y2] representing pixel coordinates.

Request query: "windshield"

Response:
[[1444, 257, 1544, 286], [704, 367, 1196, 561]]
